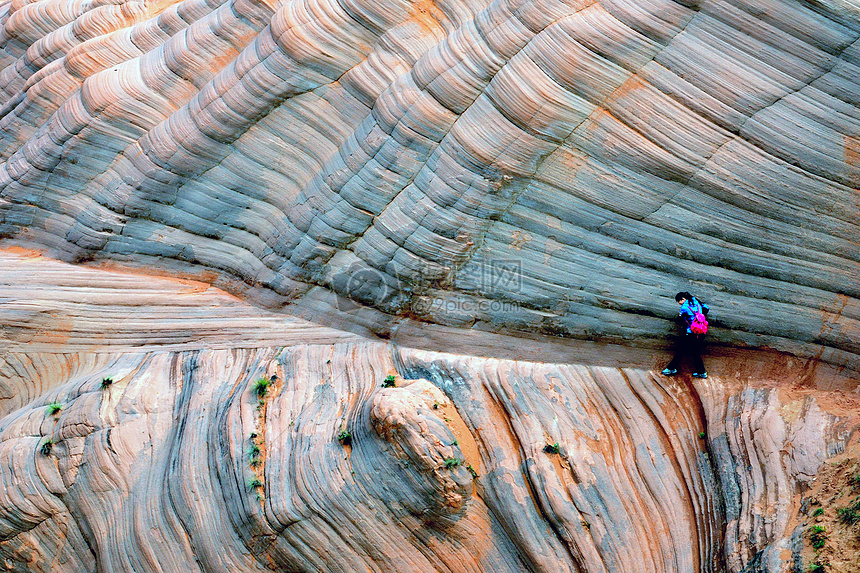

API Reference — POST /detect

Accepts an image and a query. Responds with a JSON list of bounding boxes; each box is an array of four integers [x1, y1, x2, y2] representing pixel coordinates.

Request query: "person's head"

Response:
[[675, 291, 692, 305]]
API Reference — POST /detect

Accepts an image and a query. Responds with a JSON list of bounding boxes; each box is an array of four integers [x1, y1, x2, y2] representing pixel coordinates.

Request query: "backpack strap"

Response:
[[692, 296, 710, 316], [690, 297, 701, 314]]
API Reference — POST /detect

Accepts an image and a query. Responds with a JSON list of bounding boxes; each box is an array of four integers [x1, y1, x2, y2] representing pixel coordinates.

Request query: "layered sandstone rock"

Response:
[[1, 250, 858, 573], [0, 0, 856, 372], [0, 0, 859, 570]]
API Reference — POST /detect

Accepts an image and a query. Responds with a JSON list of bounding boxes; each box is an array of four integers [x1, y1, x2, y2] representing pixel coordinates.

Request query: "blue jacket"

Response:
[[679, 298, 708, 334]]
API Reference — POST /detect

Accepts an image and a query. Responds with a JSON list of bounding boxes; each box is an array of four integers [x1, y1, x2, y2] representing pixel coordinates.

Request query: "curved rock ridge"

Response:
[[1, 249, 857, 572], [0, 247, 368, 351], [0, 339, 852, 573], [0, 0, 857, 369], [0, 247, 369, 416]]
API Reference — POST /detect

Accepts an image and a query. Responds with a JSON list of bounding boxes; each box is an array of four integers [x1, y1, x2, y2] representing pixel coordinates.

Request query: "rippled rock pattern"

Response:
[[0, 0, 859, 569], [0, 339, 851, 573], [0, 251, 856, 573], [0, 0, 857, 370]]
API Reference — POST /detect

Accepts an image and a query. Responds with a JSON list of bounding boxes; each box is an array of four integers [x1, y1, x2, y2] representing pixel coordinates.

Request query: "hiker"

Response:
[[661, 291, 709, 378]]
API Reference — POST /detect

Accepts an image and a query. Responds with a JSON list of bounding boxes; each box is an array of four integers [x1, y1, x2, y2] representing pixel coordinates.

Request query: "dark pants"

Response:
[[667, 334, 705, 373]]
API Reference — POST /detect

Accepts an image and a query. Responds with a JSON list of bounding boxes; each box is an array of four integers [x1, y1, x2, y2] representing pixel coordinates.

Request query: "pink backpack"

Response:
[[690, 300, 709, 334]]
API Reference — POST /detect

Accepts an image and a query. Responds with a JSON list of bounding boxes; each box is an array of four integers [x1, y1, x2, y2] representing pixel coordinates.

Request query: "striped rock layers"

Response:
[[0, 0, 857, 371], [0, 341, 850, 573], [0, 251, 857, 573]]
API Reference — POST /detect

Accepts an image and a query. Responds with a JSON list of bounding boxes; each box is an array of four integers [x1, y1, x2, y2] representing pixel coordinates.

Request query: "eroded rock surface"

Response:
[[0, 0, 857, 371], [0, 0, 859, 568], [0, 251, 857, 573], [1, 340, 853, 572]]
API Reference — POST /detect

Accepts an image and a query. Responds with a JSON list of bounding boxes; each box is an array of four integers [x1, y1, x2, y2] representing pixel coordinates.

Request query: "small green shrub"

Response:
[[807, 561, 829, 573], [543, 442, 560, 454], [337, 430, 352, 446], [698, 432, 706, 439], [432, 401, 440, 410], [46, 402, 63, 416], [443, 458, 461, 469], [808, 525, 827, 550], [812, 507, 824, 517], [100, 377, 113, 389], [249, 444, 261, 458], [381, 375, 396, 388], [836, 497, 860, 525], [249, 478, 263, 489], [40, 440, 53, 456], [252, 378, 270, 398], [451, 439, 458, 446], [466, 463, 478, 479]]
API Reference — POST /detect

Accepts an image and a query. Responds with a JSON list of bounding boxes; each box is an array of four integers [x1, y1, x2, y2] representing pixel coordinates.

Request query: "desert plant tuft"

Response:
[[543, 442, 560, 454], [812, 507, 824, 517], [249, 478, 263, 489], [807, 525, 827, 550], [101, 377, 113, 389], [337, 430, 352, 446], [249, 444, 261, 458], [46, 402, 63, 416], [443, 458, 461, 469], [381, 375, 396, 388], [837, 497, 860, 525], [466, 463, 478, 479], [40, 440, 53, 456], [807, 562, 828, 573], [698, 432, 706, 439], [252, 377, 270, 398]]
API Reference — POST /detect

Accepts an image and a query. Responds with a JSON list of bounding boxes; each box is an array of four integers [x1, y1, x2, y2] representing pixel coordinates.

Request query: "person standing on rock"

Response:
[[662, 291, 709, 378]]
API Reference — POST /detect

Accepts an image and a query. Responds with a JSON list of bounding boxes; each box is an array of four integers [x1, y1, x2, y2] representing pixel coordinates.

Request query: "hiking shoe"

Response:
[[692, 372, 708, 379], [661, 368, 678, 375]]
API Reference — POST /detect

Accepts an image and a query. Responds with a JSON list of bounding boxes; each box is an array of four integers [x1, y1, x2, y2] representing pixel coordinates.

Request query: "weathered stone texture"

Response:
[[0, 338, 850, 572], [0, 0, 857, 371], [0, 0, 859, 569], [0, 251, 856, 573]]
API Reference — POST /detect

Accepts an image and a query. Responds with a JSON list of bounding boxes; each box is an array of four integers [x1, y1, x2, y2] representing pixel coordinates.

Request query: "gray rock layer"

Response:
[[0, 249, 855, 573], [0, 0, 857, 371]]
